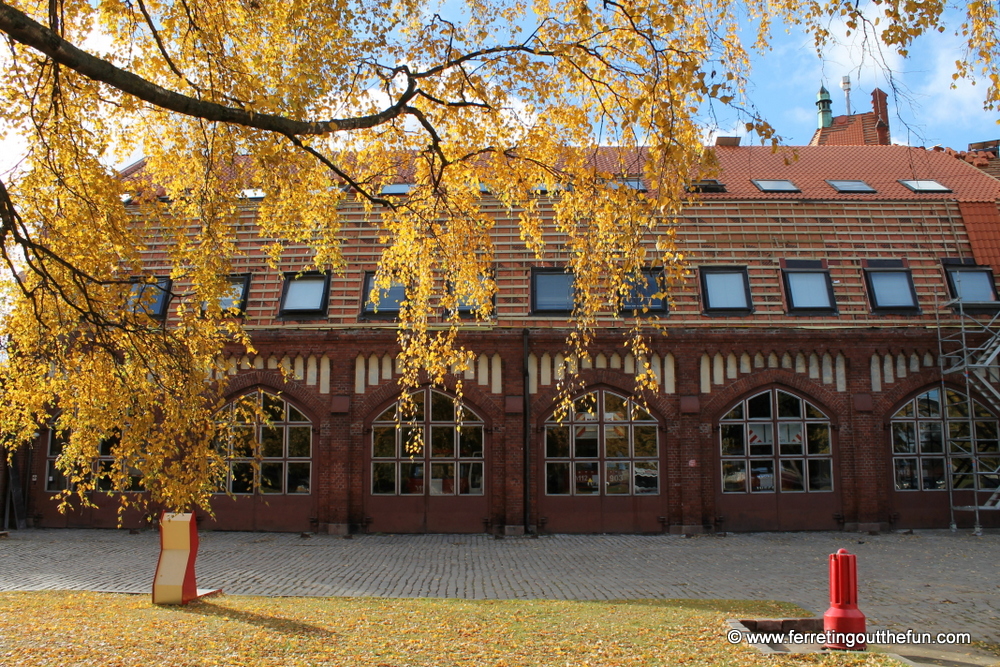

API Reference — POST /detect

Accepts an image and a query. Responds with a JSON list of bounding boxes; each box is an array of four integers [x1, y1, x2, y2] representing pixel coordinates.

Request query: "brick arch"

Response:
[[355, 377, 504, 429], [701, 368, 845, 425], [529, 367, 676, 426], [222, 370, 328, 424]]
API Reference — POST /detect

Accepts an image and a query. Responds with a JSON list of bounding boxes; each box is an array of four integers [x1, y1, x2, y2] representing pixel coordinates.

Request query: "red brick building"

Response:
[[16, 95, 1000, 535]]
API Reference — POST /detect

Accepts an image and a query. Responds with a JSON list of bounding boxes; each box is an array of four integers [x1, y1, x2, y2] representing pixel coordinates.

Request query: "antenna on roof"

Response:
[[840, 76, 852, 115]]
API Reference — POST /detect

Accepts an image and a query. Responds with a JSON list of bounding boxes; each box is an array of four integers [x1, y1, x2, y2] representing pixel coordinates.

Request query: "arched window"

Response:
[[371, 389, 485, 496], [719, 388, 832, 494], [215, 390, 312, 495], [544, 390, 659, 496], [890, 388, 999, 492]]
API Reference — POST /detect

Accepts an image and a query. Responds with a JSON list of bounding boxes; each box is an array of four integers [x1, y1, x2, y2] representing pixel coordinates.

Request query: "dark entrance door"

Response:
[[366, 388, 489, 533]]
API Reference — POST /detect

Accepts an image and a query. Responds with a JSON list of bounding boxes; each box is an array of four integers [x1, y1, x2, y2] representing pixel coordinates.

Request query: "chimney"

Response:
[[817, 85, 833, 129], [871, 89, 890, 145]]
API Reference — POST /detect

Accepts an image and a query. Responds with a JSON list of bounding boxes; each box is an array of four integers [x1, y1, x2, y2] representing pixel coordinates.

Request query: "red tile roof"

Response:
[[959, 201, 1000, 270], [702, 145, 1000, 203]]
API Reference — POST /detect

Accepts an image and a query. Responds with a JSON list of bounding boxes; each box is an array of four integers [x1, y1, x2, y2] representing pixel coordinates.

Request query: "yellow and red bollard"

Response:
[[823, 548, 866, 650]]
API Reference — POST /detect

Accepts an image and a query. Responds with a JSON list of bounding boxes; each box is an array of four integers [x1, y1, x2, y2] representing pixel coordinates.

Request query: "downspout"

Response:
[[522, 329, 531, 534]]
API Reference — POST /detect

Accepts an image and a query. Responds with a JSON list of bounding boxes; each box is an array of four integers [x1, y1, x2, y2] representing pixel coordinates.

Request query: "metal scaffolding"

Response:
[[937, 297, 1000, 535]]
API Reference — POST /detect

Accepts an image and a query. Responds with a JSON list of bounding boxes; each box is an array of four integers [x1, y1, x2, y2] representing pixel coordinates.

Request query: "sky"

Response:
[[1, 5, 998, 177], [713, 11, 1000, 150]]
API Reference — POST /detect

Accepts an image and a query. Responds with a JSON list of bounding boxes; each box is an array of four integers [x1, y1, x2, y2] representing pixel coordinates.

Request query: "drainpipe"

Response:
[[522, 329, 531, 534]]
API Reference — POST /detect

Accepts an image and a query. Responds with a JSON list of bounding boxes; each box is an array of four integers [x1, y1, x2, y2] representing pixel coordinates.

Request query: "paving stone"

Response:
[[0, 528, 996, 644]]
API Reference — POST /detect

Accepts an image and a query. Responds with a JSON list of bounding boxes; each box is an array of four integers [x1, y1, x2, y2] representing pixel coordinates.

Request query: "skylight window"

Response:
[[899, 180, 951, 193], [751, 179, 800, 193], [380, 184, 413, 195], [687, 180, 727, 193], [279, 272, 330, 317], [239, 188, 266, 199], [827, 180, 876, 193], [362, 272, 405, 316], [607, 177, 647, 192]]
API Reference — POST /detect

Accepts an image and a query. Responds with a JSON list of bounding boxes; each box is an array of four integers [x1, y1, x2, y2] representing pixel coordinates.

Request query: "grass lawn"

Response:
[[0, 592, 904, 666]]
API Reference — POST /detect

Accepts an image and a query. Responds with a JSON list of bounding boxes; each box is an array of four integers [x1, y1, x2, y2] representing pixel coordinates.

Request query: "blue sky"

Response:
[[712, 12, 1000, 150]]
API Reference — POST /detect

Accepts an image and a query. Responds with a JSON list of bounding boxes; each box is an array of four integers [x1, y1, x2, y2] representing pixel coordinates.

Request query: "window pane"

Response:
[[431, 426, 455, 458], [230, 461, 254, 494], [807, 459, 833, 491], [364, 276, 405, 312], [747, 393, 771, 419], [787, 272, 832, 309], [287, 405, 308, 422], [869, 271, 916, 307], [373, 427, 396, 457], [605, 425, 629, 458], [777, 391, 802, 418], [372, 462, 396, 494], [807, 424, 831, 455], [894, 458, 918, 490], [720, 424, 744, 456], [546, 426, 570, 457], [459, 462, 484, 495], [919, 422, 942, 453], [284, 277, 326, 311], [400, 427, 424, 457], [623, 272, 663, 311], [722, 404, 743, 420], [46, 461, 68, 492], [232, 427, 254, 457], [430, 392, 454, 421], [534, 273, 574, 311], [945, 390, 968, 418], [574, 425, 599, 457], [918, 390, 941, 418], [48, 432, 67, 457], [458, 426, 483, 458], [430, 463, 455, 495], [575, 462, 600, 494], [951, 458, 975, 489], [261, 427, 283, 457], [262, 393, 284, 421], [704, 272, 748, 309], [287, 462, 310, 493], [633, 425, 657, 457], [949, 270, 995, 302], [780, 460, 805, 492], [546, 462, 571, 494], [750, 461, 775, 492], [748, 424, 773, 456], [288, 426, 310, 457], [779, 423, 803, 455], [260, 462, 283, 494], [921, 458, 946, 490], [606, 462, 630, 494], [634, 461, 659, 494], [401, 462, 424, 494], [573, 393, 598, 421], [892, 423, 916, 453], [722, 460, 747, 493], [603, 393, 627, 420]]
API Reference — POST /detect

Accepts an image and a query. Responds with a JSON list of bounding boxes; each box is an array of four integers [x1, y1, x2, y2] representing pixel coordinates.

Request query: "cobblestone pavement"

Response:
[[1, 528, 997, 644]]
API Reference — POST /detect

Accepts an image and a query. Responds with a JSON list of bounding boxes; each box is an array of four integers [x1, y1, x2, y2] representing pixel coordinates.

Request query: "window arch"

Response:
[[719, 388, 833, 494], [215, 390, 312, 495], [890, 388, 999, 492], [371, 388, 485, 496], [544, 390, 659, 496]]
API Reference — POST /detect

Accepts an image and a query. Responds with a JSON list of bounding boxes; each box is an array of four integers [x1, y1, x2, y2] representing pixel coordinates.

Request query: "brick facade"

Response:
[[21, 144, 1000, 533]]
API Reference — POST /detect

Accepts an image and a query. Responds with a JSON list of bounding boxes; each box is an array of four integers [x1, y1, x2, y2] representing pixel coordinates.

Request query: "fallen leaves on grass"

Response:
[[0, 592, 903, 667]]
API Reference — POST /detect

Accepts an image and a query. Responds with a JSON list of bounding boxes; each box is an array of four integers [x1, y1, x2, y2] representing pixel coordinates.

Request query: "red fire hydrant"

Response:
[[823, 548, 866, 650]]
